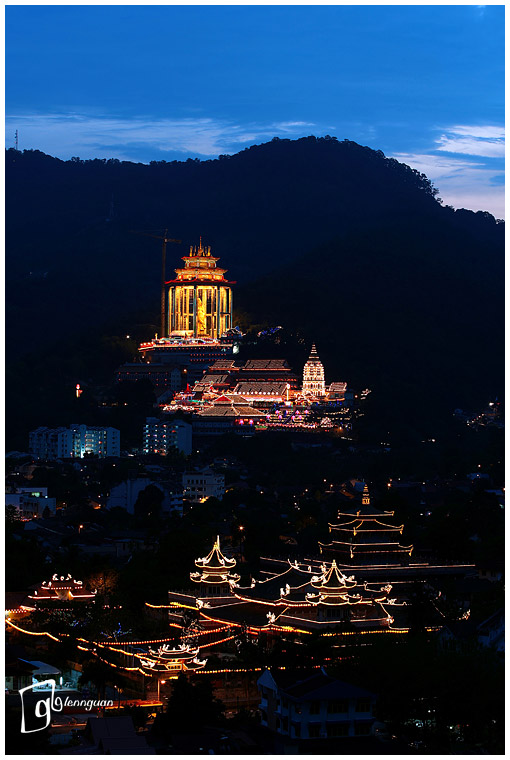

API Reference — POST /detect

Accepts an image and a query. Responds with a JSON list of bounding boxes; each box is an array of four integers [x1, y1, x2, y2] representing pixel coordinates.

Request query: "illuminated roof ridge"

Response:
[[317, 560, 350, 589], [149, 642, 200, 659], [195, 536, 236, 570], [166, 239, 236, 287], [335, 506, 395, 518], [187, 236, 214, 259], [307, 343, 321, 362]]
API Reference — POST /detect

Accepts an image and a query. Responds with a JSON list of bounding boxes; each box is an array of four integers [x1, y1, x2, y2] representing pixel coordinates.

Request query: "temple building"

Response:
[[221, 559, 395, 631], [318, 485, 414, 568], [140, 643, 206, 674], [27, 574, 97, 605], [167, 540, 399, 635], [138, 339, 235, 386], [193, 394, 267, 436], [131, 240, 237, 389], [166, 238, 234, 339], [302, 345, 326, 397]]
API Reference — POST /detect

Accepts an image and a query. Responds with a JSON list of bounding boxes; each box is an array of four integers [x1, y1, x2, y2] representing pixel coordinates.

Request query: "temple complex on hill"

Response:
[[318, 484, 414, 567], [120, 240, 362, 432]]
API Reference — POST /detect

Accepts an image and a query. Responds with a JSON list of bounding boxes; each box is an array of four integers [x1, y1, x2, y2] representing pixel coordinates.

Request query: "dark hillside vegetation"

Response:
[[6, 137, 503, 447]]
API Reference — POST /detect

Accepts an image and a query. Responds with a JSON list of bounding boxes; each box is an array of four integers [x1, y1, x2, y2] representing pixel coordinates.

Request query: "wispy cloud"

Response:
[[5, 112, 317, 160], [392, 150, 504, 219], [435, 124, 505, 158]]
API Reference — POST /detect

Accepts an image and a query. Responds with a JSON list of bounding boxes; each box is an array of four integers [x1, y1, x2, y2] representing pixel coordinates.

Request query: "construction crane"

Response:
[[131, 229, 181, 338]]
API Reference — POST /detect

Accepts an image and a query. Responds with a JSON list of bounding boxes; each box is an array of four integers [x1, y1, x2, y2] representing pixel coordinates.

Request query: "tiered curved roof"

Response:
[[191, 536, 240, 584], [232, 560, 389, 609], [306, 560, 389, 606], [319, 485, 413, 563], [166, 239, 235, 285], [142, 642, 206, 672]]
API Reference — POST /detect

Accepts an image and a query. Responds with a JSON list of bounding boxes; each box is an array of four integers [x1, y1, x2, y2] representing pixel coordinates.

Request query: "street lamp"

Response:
[[157, 679, 166, 702]]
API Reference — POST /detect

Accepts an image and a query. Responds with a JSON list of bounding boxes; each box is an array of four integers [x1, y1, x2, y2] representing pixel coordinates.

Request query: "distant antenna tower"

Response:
[[15, 129, 19, 151]]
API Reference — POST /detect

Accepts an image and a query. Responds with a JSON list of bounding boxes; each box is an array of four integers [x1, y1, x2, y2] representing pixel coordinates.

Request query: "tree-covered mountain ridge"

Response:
[[6, 136, 503, 423]]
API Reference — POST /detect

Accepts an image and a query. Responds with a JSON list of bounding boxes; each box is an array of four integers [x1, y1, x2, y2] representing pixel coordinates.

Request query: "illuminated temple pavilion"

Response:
[[135, 240, 236, 387], [166, 238, 234, 339], [191, 536, 241, 593], [318, 485, 414, 568]]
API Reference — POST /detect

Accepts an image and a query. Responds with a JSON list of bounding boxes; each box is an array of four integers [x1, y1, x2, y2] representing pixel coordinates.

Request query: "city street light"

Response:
[[157, 679, 166, 702]]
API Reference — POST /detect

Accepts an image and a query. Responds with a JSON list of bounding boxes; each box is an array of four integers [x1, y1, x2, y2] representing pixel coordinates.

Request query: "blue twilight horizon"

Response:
[[5, 5, 505, 218]]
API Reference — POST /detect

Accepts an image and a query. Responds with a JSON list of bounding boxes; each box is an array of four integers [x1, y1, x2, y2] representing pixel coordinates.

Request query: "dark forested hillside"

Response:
[[5, 136, 504, 447]]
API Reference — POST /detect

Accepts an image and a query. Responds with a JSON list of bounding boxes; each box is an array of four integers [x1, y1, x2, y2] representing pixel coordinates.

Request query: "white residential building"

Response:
[[29, 425, 120, 459], [183, 467, 225, 503], [258, 668, 376, 740], [143, 417, 192, 456], [5, 487, 56, 519], [107, 478, 183, 515]]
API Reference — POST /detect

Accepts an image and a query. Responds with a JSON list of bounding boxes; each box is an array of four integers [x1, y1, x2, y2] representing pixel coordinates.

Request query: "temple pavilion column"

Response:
[[193, 285, 197, 337], [216, 285, 220, 338]]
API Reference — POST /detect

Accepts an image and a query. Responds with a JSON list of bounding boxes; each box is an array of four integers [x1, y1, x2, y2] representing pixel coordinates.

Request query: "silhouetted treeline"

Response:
[[6, 136, 504, 446]]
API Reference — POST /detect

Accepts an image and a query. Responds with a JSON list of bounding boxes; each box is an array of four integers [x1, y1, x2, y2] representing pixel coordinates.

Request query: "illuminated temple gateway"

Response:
[[166, 238, 235, 339], [319, 485, 414, 567]]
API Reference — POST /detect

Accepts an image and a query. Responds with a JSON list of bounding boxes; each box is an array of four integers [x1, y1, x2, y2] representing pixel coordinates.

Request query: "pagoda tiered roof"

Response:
[[166, 239, 235, 285], [319, 484, 414, 564], [191, 536, 240, 584], [305, 344, 322, 364], [306, 561, 388, 606]]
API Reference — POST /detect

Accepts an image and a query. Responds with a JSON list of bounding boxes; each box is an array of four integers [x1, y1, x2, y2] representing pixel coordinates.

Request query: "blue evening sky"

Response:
[[5, 5, 505, 217]]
